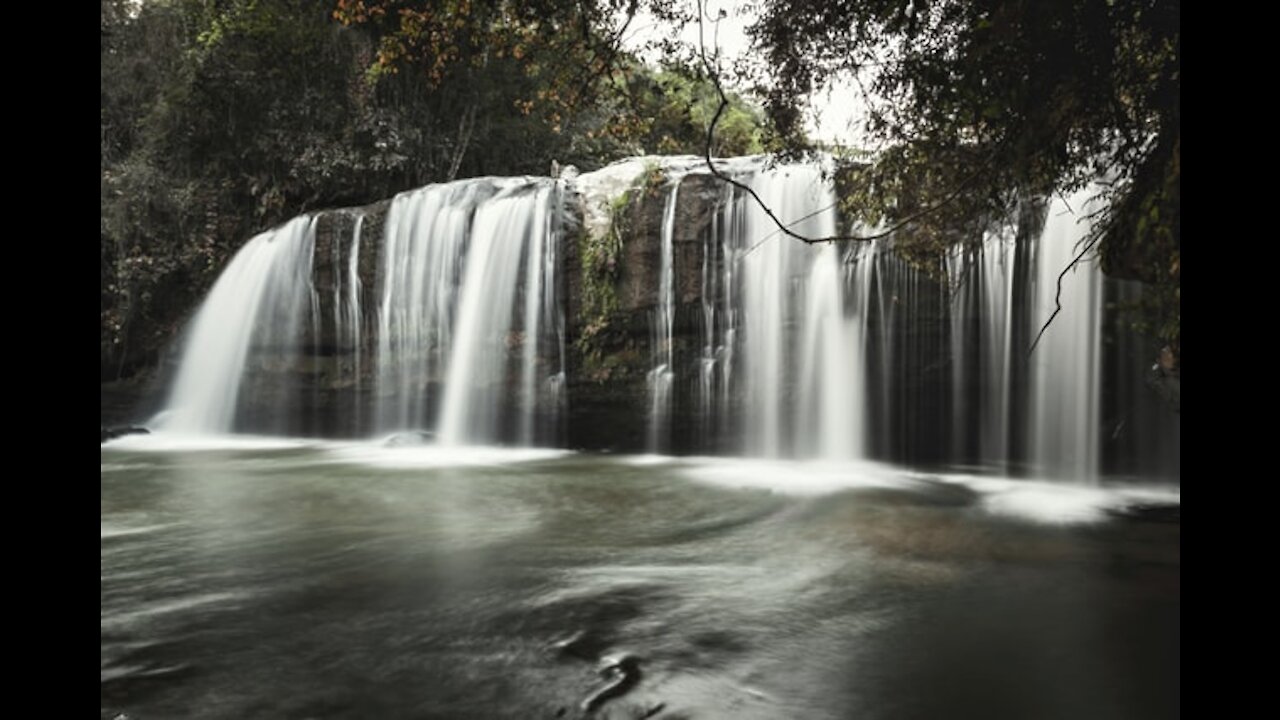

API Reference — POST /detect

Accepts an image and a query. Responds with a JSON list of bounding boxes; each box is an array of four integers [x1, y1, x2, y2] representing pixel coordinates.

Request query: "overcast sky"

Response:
[[619, 0, 869, 148]]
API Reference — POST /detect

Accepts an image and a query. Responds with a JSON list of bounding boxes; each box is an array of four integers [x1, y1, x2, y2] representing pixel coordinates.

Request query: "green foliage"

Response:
[[592, 62, 764, 157], [573, 165, 672, 380], [102, 0, 384, 376], [574, 186, 631, 377], [334, 2, 766, 163]]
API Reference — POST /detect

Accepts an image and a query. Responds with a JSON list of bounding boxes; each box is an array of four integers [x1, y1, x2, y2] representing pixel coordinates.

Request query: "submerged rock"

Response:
[[1147, 346, 1180, 414], [382, 431, 435, 447], [550, 630, 609, 661], [582, 653, 641, 713], [1109, 503, 1180, 524], [101, 426, 150, 444]]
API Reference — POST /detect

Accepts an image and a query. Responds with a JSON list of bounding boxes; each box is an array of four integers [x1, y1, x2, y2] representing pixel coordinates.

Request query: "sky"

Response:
[[619, 0, 870, 148]]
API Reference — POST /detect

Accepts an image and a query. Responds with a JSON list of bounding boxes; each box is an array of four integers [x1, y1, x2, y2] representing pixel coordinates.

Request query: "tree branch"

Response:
[[1025, 227, 1101, 357], [566, 0, 639, 114], [694, 0, 982, 246], [446, 102, 478, 181]]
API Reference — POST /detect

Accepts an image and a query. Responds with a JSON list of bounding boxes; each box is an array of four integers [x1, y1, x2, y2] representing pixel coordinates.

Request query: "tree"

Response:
[[331, 1, 765, 162], [739, 0, 1179, 364]]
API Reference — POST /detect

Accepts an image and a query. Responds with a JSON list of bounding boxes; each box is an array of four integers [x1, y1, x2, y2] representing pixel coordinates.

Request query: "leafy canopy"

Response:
[[746, 0, 1179, 356]]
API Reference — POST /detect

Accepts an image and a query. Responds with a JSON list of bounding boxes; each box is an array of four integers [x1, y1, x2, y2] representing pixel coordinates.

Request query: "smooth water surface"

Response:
[[102, 438, 1178, 719]]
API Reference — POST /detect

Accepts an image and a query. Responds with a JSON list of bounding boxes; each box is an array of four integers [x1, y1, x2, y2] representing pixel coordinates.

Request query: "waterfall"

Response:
[[697, 181, 732, 450], [796, 244, 864, 459], [150, 155, 1174, 483], [157, 177, 563, 444], [348, 216, 365, 424], [1028, 191, 1103, 481], [375, 182, 480, 432], [436, 182, 559, 445], [332, 213, 365, 430], [947, 231, 1016, 471], [159, 215, 316, 434], [646, 179, 682, 453], [542, 183, 568, 445], [719, 160, 870, 460], [977, 233, 1016, 469], [369, 177, 563, 444]]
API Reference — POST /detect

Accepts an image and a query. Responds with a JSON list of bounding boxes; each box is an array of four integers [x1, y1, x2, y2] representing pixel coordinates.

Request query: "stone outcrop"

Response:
[[563, 167, 725, 452]]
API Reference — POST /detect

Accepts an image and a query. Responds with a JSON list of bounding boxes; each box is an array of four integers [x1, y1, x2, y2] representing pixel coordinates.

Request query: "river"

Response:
[[102, 435, 1178, 719]]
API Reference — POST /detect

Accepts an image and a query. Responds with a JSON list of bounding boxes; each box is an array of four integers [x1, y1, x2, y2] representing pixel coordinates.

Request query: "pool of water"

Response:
[[101, 435, 1179, 719]]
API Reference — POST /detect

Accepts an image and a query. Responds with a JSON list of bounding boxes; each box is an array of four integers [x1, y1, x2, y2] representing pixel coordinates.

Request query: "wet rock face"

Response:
[[562, 170, 728, 454], [308, 202, 387, 357], [229, 201, 389, 438], [1147, 346, 1180, 414], [605, 172, 721, 314]]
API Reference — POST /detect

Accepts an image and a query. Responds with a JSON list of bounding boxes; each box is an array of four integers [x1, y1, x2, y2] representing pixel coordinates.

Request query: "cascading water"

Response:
[[684, 161, 1165, 479], [436, 182, 559, 445], [1027, 191, 1103, 481], [646, 179, 682, 453], [372, 177, 564, 445], [375, 182, 482, 433], [697, 181, 737, 450], [947, 230, 1017, 471], [796, 244, 866, 460], [155, 177, 564, 444], [977, 234, 1016, 468], [158, 215, 316, 434], [149, 155, 1174, 484], [330, 213, 365, 430], [730, 160, 868, 460]]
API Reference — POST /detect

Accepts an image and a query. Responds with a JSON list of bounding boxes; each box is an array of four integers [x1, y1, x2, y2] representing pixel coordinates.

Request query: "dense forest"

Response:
[[101, 0, 1178, 385]]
